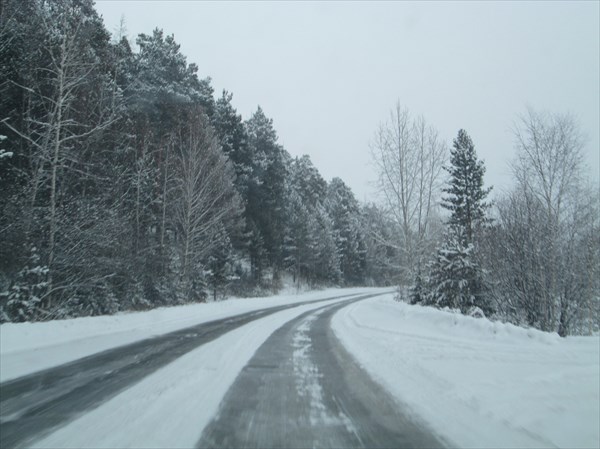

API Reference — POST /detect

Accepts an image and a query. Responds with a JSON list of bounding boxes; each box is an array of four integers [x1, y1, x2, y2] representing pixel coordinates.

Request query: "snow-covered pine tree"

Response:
[[1, 247, 48, 322], [423, 227, 492, 316], [424, 129, 493, 315], [310, 203, 342, 286], [442, 129, 491, 245], [213, 90, 252, 201], [245, 107, 289, 281], [283, 155, 341, 287], [326, 178, 366, 285], [408, 269, 425, 305]]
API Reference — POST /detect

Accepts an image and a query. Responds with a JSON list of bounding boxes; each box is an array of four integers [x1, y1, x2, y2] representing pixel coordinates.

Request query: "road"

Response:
[[0, 291, 445, 448], [197, 298, 444, 448]]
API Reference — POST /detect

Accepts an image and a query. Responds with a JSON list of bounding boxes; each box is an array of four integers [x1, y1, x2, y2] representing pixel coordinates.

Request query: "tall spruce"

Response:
[[423, 130, 492, 316], [245, 107, 288, 282], [442, 129, 491, 244]]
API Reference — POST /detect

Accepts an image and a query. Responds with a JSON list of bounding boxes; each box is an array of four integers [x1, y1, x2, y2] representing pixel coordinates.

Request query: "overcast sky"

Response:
[[95, 0, 599, 202]]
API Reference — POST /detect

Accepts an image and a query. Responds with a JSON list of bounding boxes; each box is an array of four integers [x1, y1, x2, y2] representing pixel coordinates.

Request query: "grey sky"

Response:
[[95, 0, 599, 202]]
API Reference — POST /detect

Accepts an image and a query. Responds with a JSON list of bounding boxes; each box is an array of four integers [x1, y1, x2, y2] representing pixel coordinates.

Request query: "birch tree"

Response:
[[171, 107, 243, 300], [371, 101, 446, 281], [486, 108, 597, 335], [1, 0, 118, 315]]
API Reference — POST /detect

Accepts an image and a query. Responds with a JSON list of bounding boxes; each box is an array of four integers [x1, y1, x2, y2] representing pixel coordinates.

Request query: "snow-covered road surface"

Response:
[[2, 288, 596, 448], [197, 296, 444, 448], [0, 290, 381, 448], [0, 287, 376, 382], [332, 294, 600, 449]]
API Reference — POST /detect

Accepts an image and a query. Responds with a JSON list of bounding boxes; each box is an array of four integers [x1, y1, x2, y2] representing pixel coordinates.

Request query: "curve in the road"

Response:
[[0, 292, 367, 449], [197, 296, 446, 448]]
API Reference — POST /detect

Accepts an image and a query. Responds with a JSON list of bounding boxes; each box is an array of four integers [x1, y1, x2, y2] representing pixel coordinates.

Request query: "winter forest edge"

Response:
[[0, 0, 598, 336]]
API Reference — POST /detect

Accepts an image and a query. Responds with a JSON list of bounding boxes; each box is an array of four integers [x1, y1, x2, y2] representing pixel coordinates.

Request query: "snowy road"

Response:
[[0, 291, 383, 448], [4, 290, 594, 448], [198, 297, 444, 448], [0, 290, 446, 449]]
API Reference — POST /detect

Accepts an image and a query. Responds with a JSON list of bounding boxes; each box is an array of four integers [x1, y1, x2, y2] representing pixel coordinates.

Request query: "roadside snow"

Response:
[[332, 294, 600, 449], [30, 296, 355, 449], [0, 287, 377, 382]]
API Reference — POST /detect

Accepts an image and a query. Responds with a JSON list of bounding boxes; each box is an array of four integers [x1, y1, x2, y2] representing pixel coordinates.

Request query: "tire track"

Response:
[[197, 292, 444, 448]]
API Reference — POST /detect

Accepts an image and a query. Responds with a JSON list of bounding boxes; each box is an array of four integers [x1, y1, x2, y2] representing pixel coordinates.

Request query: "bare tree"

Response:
[[513, 108, 584, 223], [370, 101, 446, 281], [493, 108, 597, 335], [171, 107, 243, 300]]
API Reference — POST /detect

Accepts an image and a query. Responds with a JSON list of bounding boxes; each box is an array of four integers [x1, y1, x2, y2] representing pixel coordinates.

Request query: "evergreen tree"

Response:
[[245, 107, 288, 281], [423, 227, 492, 315], [408, 270, 425, 305], [283, 190, 313, 286], [423, 129, 492, 315], [326, 178, 366, 285], [283, 156, 341, 287], [442, 129, 491, 244], [310, 204, 342, 285], [131, 28, 213, 121], [360, 203, 400, 286], [213, 90, 252, 201]]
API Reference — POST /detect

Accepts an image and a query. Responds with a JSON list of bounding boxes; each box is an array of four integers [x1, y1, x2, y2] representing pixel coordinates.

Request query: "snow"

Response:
[[0, 287, 375, 382], [29, 296, 357, 449], [332, 294, 600, 449], [3, 288, 597, 448], [292, 310, 356, 433]]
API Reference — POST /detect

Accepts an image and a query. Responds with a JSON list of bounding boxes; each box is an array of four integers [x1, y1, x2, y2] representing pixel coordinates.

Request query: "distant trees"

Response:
[[1, 2, 596, 337], [371, 101, 446, 282], [409, 112, 598, 336], [0, 0, 375, 322]]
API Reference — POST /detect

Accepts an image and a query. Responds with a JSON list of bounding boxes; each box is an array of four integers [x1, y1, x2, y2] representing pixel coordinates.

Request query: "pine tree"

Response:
[[326, 178, 366, 285], [424, 129, 493, 315], [245, 107, 288, 281], [442, 129, 491, 244], [213, 90, 252, 201], [423, 227, 492, 315], [408, 270, 425, 305], [283, 156, 340, 287]]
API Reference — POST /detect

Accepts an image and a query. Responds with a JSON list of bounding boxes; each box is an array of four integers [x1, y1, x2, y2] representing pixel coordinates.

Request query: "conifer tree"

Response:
[[245, 107, 288, 281], [442, 129, 491, 244], [423, 227, 492, 315], [422, 129, 492, 315]]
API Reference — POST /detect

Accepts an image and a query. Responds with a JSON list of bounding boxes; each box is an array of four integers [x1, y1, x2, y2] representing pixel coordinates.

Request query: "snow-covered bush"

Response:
[[0, 248, 48, 322]]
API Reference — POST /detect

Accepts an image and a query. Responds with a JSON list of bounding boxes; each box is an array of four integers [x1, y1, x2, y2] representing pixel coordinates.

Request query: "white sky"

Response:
[[95, 0, 599, 202]]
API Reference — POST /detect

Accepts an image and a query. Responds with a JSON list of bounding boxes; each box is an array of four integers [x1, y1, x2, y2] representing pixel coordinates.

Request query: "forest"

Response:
[[1, 0, 598, 336]]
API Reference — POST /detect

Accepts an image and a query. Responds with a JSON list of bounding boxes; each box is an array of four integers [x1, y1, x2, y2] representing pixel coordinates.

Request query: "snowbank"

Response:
[[0, 287, 379, 382], [332, 294, 600, 448]]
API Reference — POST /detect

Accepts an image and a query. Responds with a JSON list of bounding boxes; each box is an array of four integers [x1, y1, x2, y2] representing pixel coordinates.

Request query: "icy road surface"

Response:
[[1, 290, 445, 448], [1, 288, 596, 448], [197, 297, 444, 448]]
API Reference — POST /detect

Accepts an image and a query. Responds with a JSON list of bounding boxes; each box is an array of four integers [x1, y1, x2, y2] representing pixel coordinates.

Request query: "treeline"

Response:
[[0, 0, 397, 322], [2, 1, 597, 336], [373, 104, 599, 336]]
